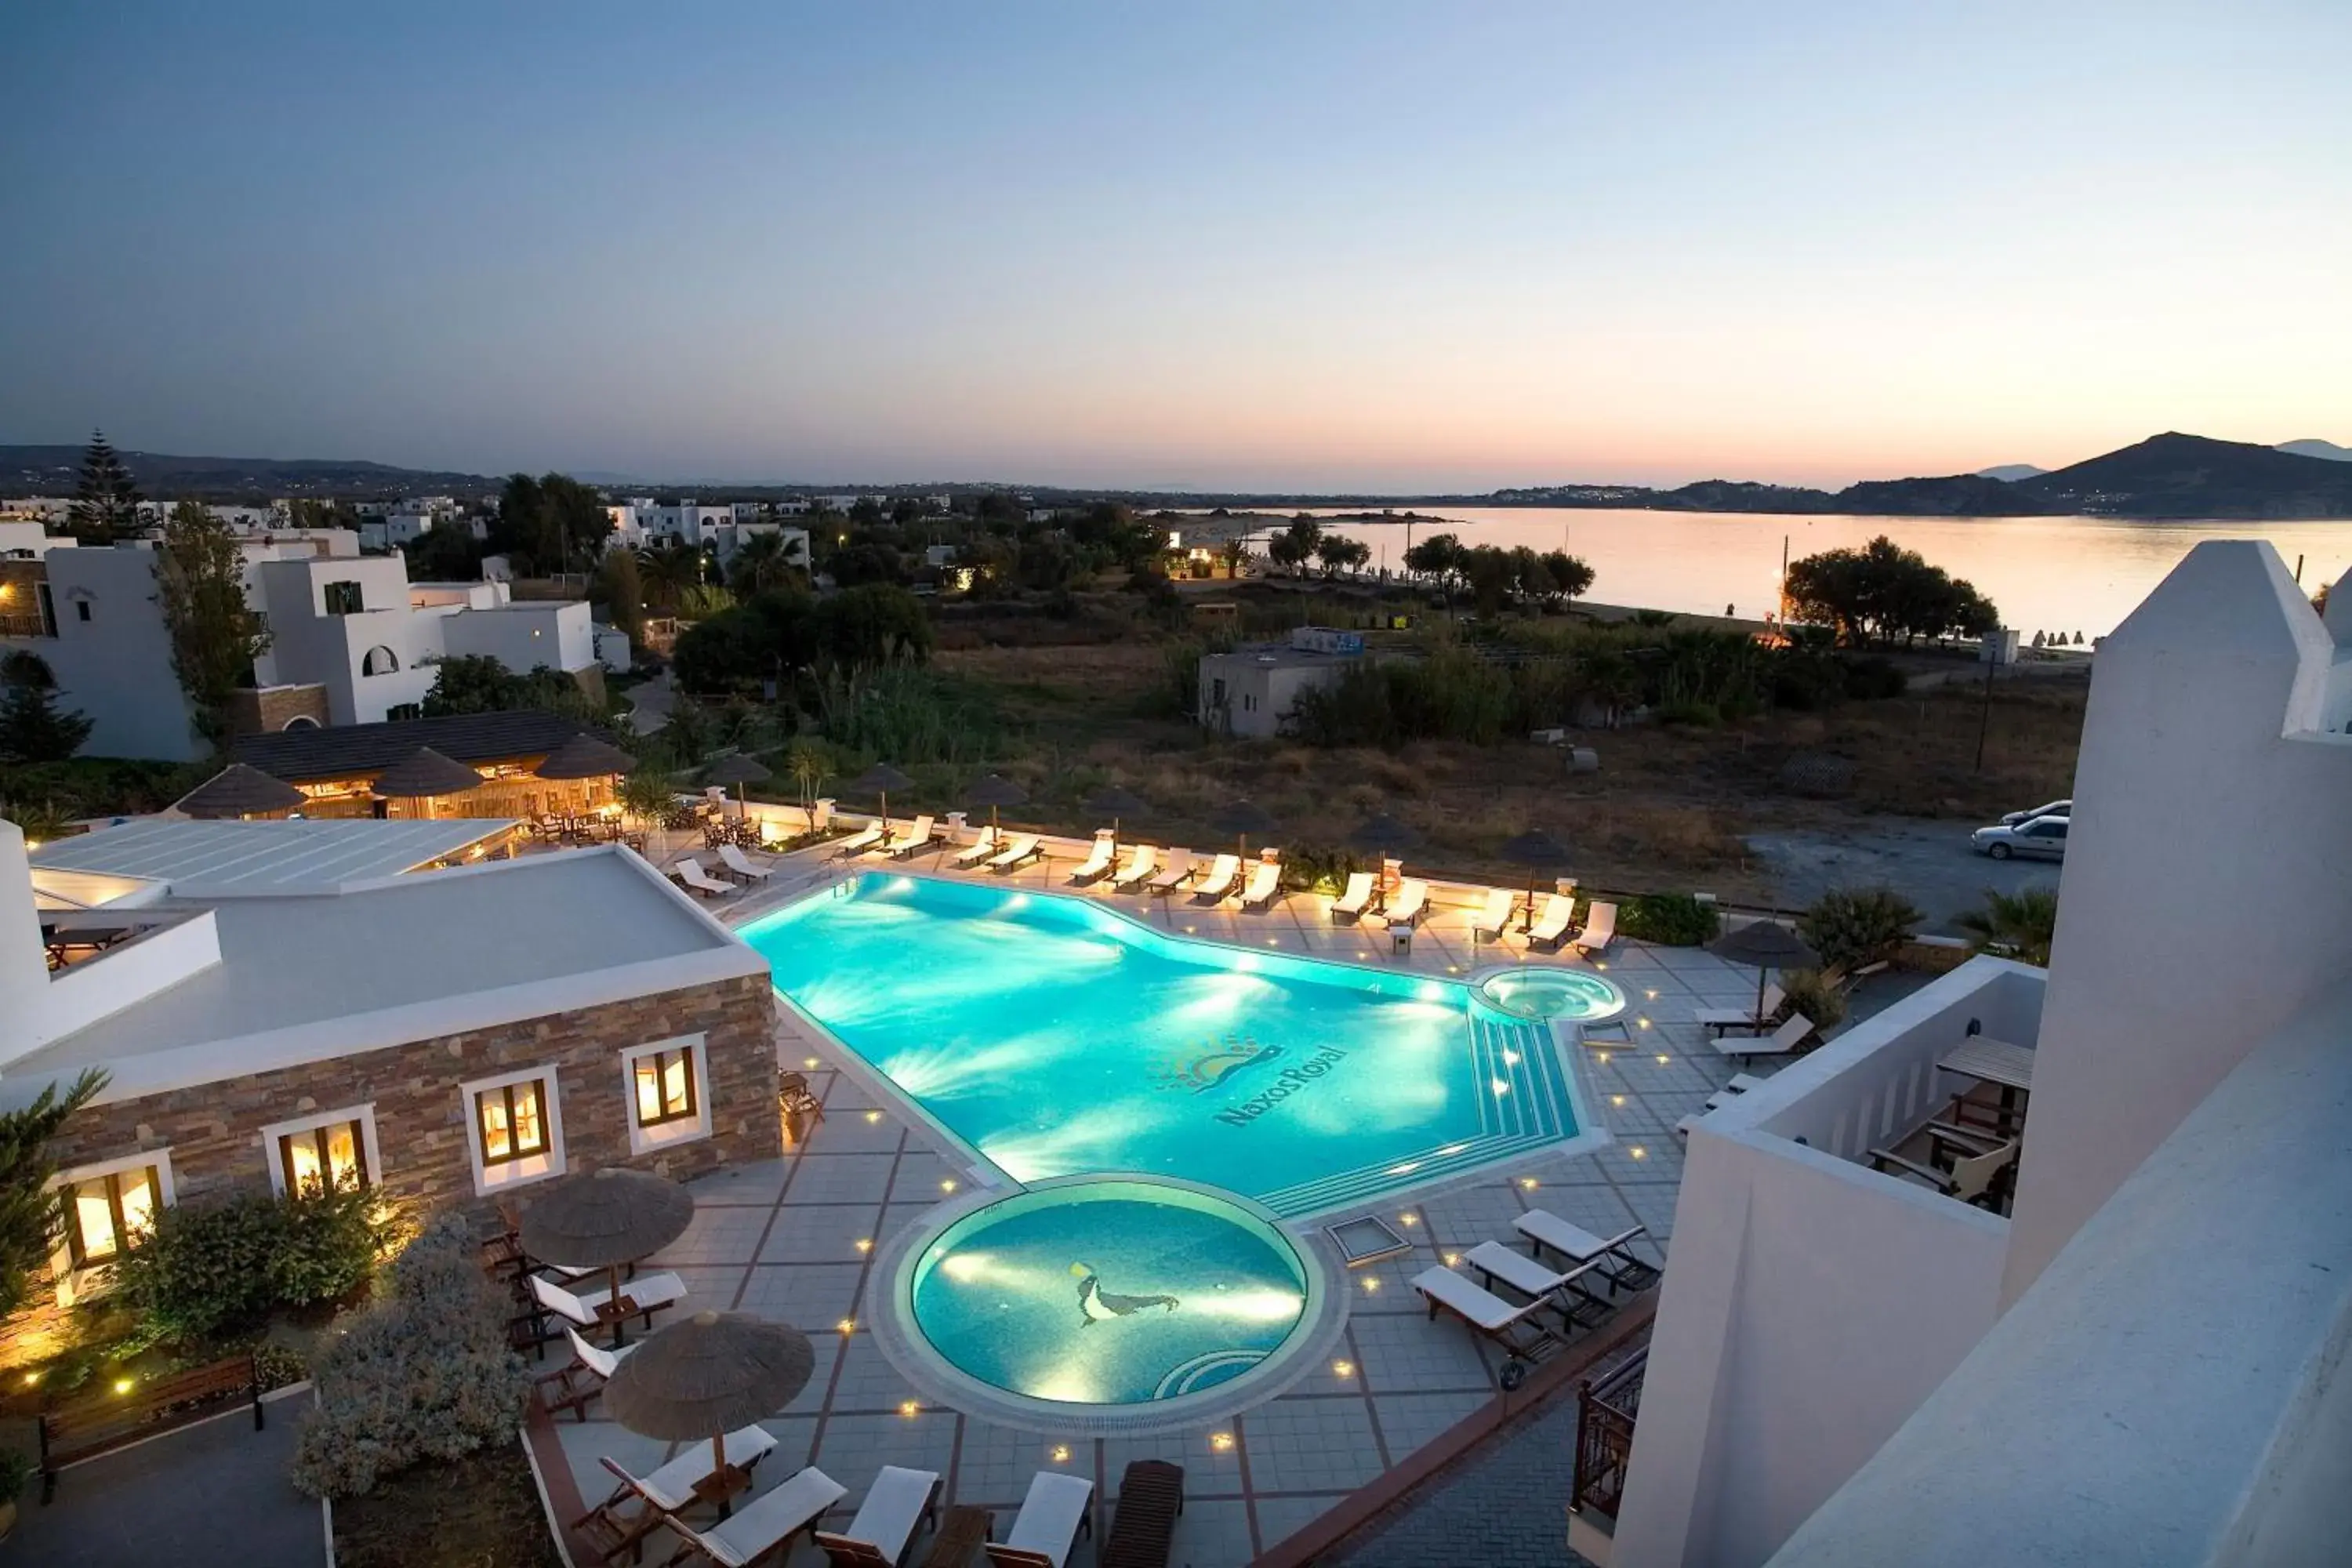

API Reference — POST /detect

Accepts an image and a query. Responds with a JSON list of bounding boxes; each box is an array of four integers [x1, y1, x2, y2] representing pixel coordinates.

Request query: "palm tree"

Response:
[[728, 532, 802, 596], [783, 739, 829, 815], [1957, 887, 2060, 967], [617, 768, 677, 826], [637, 544, 705, 611]]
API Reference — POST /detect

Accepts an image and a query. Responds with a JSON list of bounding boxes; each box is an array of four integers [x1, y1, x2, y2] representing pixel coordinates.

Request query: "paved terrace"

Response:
[[542, 837, 1771, 1566]]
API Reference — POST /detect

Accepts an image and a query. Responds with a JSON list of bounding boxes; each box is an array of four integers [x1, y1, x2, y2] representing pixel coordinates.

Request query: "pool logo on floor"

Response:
[[1151, 1035, 1285, 1094], [1070, 1262, 1181, 1325], [1210, 1045, 1350, 1127]]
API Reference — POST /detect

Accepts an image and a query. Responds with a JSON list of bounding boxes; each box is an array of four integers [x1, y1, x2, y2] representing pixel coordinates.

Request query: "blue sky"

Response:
[[2, 2, 2344, 489]]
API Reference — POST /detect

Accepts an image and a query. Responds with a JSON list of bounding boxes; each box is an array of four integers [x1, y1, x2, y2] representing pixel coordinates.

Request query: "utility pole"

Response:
[[1974, 646, 1998, 771]]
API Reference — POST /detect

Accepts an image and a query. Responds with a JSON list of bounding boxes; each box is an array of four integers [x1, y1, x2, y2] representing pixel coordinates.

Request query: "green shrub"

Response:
[[1776, 968, 1848, 1036], [1798, 887, 1922, 973], [1655, 699, 1721, 727], [1617, 893, 1720, 946], [289, 1213, 533, 1500], [1839, 655, 1907, 701], [0, 1445, 31, 1507], [114, 1181, 403, 1346], [1283, 844, 1367, 895]]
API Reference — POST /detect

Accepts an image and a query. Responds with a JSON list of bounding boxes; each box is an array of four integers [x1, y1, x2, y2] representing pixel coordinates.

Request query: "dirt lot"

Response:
[[932, 638, 2088, 913]]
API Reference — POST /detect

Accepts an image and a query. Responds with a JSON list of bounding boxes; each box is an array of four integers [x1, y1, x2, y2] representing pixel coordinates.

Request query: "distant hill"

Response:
[[2018, 432, 2352, 519], [1834, 474, 2056, 516], [1976, 463, 2047, 482], [2277, 438, 2352, 463], [0, 445, 499, 501]]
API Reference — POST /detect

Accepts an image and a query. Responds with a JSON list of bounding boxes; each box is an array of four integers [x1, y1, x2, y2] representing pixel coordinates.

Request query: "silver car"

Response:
[[1972, 815, 2068, 861], [2001, 797, 2072, 826]]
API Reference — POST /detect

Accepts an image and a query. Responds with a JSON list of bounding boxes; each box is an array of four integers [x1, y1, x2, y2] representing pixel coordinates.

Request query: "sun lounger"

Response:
[[1240, 858, 1283, 912], [1098, 1459, 1184, 1568], [1704, 1071, 1771, 1110], [1712, 1011, 1815, 1064], [579, 1429, 786, 1565], [1526, 893, 1577, 949], [1697, 983, 1786, 1036], [985, 1470, 1096, 1568], [1191, 853, 1241, 903], [1068, 831, 1117, 885], [631, 1425, 782, 1514], [1387, 877, 1428, 927], [833, 822, 887, 858], [1461, 1241, 1616, 1331], [814, 1464, 942, 1567], [1512, 1213, 1661, 1295], [666, 1461, 847, 1568], [718, 844, 777, 882], [985, 833, 1042, 873], [952, 826, 1000, 868], [1573, 900, 1618, 956], [536, 1326, 637, 1421], [885, 815, 938, 858], [1110, 843, 1158, 891], [1330, 870, 1378, 923], [1145, 848, 1192, 895], [529, 1270, 688, 1338], [673, 856, 736, 898], [1471, 886, 1515, 942], [1410, 1265, 1560, 1357]]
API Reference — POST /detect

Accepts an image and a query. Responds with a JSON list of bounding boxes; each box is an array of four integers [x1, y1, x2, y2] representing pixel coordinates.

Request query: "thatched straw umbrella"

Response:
[[535, 732, 638, 817], [964, 773, 1028, 840], [174, 764, 306, 820], [1209, 798, 1279, 860], [846, 762, 913, 833], [1710, 920, 1820, 1022], [604, 1310, 816, 1501], [370, 746, 485, 819], [1499, 828, 1573, 934], [702, 753, 773, 817], [519, 1167, 694, 1345], [1083, 785, 1150, 857]]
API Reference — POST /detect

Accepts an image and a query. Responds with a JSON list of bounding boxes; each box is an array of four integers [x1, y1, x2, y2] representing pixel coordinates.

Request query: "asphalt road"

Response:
[[1744, 817, 2060, 935]]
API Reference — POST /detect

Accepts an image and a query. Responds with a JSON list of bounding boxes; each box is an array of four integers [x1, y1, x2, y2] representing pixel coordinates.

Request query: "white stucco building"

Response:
[[1196, 626, 1366, 738], [1601, 540, 2352, 1567]]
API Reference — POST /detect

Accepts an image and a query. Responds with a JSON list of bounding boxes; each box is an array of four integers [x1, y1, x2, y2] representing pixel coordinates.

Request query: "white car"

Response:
[[1973, 816, 2068, 861], [2001, 798, 2072, 826]]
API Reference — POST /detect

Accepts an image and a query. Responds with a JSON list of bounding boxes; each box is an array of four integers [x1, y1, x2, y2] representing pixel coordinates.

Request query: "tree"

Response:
[[1958, 886, 2060, 967], [617, 768, 677, 824], [783, 738, 829, 813], [728, 531, 804, 596], [419, 655, 593, 720], [1316, 534, 1371, 578], [0, 650, 93, 763], [1218, 536, 1253, 578], [597, 546, 646, 641], [67, 430, 141, 545], [637, 543, 706, 610], [1266, 516, 1323, 577], [401, 524, 485, 583], [1403, 532, 1467, 610], [814, 583, 931, 667], [1784, 535, 1998, 648], [155, 501, 271, 750], [490, 473, 612, 574], [0, 1069, 106, 1319], [1541, 550, 1595, 604]]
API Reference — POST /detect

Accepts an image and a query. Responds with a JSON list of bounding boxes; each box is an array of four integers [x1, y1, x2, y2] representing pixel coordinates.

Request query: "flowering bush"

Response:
[[289, 1212, 532, 1500]]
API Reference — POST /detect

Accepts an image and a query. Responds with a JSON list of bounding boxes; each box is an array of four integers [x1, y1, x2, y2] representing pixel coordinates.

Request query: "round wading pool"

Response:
[[1475, 967, 1628, 1022], [877, 1175, 1337, 1435]]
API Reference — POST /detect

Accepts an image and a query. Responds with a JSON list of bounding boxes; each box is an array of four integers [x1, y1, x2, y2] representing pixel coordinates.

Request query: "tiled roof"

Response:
[[230, 710, 597, 782]]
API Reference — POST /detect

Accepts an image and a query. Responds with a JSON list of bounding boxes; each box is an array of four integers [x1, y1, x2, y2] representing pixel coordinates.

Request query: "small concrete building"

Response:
[[1196, 626, 1365, 738]]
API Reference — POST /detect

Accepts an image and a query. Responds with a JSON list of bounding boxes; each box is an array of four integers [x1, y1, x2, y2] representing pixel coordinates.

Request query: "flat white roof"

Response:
[[29, 818, 515, 898], [9, 848, 769, 1102]]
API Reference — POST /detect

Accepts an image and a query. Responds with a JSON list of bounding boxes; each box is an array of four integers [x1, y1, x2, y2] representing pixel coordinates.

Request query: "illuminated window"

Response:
[[61, 1163, 163, 1268], [477, 1079, 549, 1166], [633, 1048, 698, 1127], [260, 1105, 379, 1198], [619, 1036, 712, 1156]]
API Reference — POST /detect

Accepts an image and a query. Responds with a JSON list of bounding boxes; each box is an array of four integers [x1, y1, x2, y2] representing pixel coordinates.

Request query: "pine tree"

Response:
[[0, 651, 94, 763], [155, 500, 272, 750], [0, 1069, 106, 1319], [67, 429, 142, 545]]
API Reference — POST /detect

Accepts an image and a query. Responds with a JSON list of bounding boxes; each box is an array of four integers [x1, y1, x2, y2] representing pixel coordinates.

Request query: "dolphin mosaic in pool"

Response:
[[1072, 1261, 1181, 1325]]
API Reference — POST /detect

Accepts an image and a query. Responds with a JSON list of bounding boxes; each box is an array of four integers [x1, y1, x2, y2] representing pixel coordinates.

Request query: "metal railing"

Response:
[[1572, 1346, 1647, 1523]]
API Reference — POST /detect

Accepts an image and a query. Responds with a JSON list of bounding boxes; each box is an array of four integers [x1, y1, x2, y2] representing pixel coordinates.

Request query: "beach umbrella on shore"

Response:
[[1499, 828, 1573, 934], [703, 753, 772, 816], [1083, 785, 1151, 854], [1210, 798, 1279, 860], [965, 773, 1028, 840], [604, 1310, 817, 1503], [174, 763, 307, 820], [1710, 919, 1820, 1023], [846, 762, 913, 831], [520, 1167, 695, 1347], [370, 747, 485, 820]]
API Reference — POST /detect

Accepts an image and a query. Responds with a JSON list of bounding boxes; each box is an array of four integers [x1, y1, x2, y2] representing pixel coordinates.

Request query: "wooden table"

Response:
[[1939, 1036, 2036, 1093], [594, 1293, 644, 1347], [691, 1462, 753, 1519], [920, 1504, 993, 1568]]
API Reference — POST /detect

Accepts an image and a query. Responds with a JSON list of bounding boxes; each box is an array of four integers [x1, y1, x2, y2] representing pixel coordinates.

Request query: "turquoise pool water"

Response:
[[1475, 967, 1629, 1022], [902, 1179, 1316, 1410], [746, 873, 1585, 1216]]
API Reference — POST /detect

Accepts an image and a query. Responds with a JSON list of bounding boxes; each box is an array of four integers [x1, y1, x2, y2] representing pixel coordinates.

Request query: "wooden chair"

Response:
[[1098, 1460, 1185, 1568], [779, 1071, 826, 1142]]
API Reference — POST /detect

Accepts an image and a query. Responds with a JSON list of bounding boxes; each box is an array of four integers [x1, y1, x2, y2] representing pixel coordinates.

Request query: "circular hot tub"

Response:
[[875, 1175, 1337, 1434], [1475, 967, 1628, 1022]]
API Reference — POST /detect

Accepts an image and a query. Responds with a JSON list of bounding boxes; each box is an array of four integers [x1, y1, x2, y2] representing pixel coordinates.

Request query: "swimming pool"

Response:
[[746, 873, 1602, 1217], [1475, 967, 1629, 1022]]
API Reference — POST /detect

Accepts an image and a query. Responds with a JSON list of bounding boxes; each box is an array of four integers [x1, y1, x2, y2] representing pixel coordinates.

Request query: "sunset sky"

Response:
[[3, 2, 2344, 491]]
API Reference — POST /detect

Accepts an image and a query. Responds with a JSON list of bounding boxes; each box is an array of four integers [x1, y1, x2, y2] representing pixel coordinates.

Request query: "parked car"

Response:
[[1973, 815, 2068, 860], [2001, 798, 2072, 826]]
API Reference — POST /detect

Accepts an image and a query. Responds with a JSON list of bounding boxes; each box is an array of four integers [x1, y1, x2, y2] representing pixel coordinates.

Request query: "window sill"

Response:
[[474, 1149, 565, 1198], [627, 1116, 710, 1158]]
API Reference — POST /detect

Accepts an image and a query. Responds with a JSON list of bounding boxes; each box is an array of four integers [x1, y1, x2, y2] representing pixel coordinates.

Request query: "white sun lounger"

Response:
[[537, 1325, 637, 1419], [1512, 1213, 1661, 1294], [1527, 893, 1577, 949], [1471, 886, 1515, 941], [885, 815, 938, 858], [1712, 1011, 1815, 1064], [986, 1470, 1095, 1568], [1703, 1072, 1772, 1111], [1460, 1240, 1617, 1329], [814, 1464, 942, 1567], [1410, 1265, 1560, 1356], [1573, 900, 1618, 956], [529, 1269, 689, 1334], [615, 1424, 783, 1513], [1068, 831, 1116, 885], [833, 822, 887, 858], [1240, 858, 1283, 911], [1330, 870, 1377, 923], [952, 826, 1000, 868], [1387, 877, 1428, 927], [1697, 983, 1786, 1036], [718, 844, 776, 882], [667, 1461, 847, 1567], [672, 856, 736, 898], [1145, 847, 1192, 895], [1191, 853, 1241, 902], [1110, 843, 1157, 891], [985, 833, 1041, 873]]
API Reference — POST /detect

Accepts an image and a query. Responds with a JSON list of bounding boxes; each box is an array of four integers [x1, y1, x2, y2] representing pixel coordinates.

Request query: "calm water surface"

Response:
[[1289, 508, 2352, 638]]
